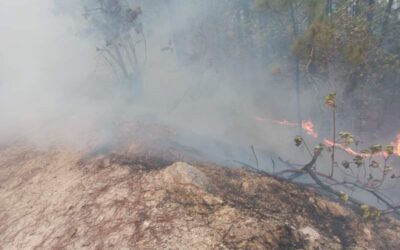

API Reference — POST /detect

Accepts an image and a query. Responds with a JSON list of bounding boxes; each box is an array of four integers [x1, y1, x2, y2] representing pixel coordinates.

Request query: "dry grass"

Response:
[[0, 141, 399, 249]]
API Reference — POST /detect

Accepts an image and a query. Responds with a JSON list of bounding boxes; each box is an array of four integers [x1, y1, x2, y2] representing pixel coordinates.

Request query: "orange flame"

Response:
[[273, 120, 297, 126], [391, 134, 400, 156], [323, 139, 366, 157], [263, 116, 400, 157], [254, 116, 267, 122], [271, 119, 318, 138], [301, 121, 318, 138]]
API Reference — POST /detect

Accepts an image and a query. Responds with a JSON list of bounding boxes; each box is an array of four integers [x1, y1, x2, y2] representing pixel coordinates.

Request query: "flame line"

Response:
[[256, 117, 400, 157]]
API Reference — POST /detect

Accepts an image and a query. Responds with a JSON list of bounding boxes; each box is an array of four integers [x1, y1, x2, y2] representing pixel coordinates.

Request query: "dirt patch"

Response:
[[0, 144, 399, 249]]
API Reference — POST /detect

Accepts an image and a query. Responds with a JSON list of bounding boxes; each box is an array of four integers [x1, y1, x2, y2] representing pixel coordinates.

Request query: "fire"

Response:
[[273, 120, 297, 126], [323, 139, 368, 157], [272, 119, 318, 138], [262, 116, 400, 157], [301, 121, 318, 138], [255, 116, 267, 122], [391, 134, 400, 155]]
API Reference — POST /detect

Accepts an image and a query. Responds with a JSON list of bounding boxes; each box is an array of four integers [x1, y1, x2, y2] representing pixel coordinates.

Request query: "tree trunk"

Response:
[[367, 0, 375, 33], [381, 0, 394, 43], [325, 0, 333, 16]]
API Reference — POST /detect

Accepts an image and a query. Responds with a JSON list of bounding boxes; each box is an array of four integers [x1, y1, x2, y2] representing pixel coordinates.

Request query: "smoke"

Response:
[[0, 0, 320, 166], [1, 0, 399, 208], [0, 0, 132, 148]]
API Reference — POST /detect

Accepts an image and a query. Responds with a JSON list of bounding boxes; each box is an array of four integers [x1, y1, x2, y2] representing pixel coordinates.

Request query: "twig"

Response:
[[250, 145, 259, 168], [232, 160, 261, 173], [232, 160, 318, 190], [383, 206, 400, 215], [141, 32, 148, 69], [285, 152, 319, 180], [302, 139, 313, 158], [236, 153, 400, 216], [281, 154, 400, 215], [271, 158, 276, 174], [277, 157, 303, 168], [330, 107, 336, 177]]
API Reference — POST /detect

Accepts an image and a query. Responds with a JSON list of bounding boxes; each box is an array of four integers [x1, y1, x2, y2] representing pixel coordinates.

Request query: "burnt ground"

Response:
[[0, 142, 400, 250]]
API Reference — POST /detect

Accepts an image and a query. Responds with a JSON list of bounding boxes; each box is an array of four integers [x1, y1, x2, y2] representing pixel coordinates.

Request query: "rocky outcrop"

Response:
[[0, 145, 399, 249]]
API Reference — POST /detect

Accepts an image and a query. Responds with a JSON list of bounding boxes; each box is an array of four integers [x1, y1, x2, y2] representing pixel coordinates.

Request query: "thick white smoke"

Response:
[[0, 0, 315, 165]]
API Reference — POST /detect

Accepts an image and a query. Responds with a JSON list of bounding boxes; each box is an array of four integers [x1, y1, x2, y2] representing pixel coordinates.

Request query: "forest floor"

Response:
[[0, 138, 400, 250]]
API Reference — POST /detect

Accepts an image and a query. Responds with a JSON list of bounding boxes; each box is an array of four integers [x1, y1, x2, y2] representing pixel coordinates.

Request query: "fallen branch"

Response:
[[283, 153, 400, 216], [234, 153, 400, 216]]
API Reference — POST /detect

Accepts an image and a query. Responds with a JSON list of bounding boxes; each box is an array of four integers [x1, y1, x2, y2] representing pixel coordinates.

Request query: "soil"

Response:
[[0, 142, 399, 249]]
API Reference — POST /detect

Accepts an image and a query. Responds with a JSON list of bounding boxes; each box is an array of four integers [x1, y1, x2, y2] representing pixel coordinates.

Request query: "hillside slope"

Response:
[[0, 144, 399, 250]]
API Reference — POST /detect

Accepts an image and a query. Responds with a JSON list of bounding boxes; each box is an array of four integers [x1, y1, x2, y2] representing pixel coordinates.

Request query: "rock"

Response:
[[161, 162, 210, 191], [299, 226, 321, 250], [202, 194, 223, 206]]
